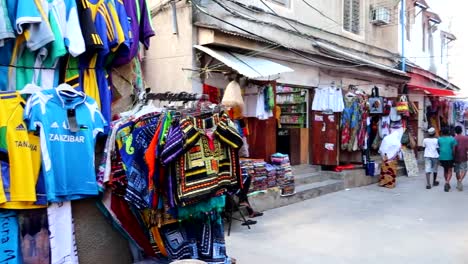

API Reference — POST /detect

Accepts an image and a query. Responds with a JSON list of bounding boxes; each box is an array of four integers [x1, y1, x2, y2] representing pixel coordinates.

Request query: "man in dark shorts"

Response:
[[438, 127, 458, 192], [454, 126, 468, 191]]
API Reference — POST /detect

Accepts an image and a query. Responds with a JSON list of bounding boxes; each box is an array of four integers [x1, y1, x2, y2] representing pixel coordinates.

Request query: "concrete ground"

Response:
[[226, 168, 468, 264]]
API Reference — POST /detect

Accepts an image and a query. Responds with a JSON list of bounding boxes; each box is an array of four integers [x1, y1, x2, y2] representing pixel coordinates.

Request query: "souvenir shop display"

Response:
[[311, 82, 344, 113], [276, 85, 309, 128], [0, 0, 239, 263], [96, 91, 242, 263], [243, 83, 274, 120], [341, 86, 369, 152], [368, 87, 383, 114], [239, 153, 295, 195], [271, 153, 295, 196]]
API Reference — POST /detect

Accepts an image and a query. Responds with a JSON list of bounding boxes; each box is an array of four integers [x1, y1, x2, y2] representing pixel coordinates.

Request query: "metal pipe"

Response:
[[400, 0, 406, 72], [171, 0, 178, 35]]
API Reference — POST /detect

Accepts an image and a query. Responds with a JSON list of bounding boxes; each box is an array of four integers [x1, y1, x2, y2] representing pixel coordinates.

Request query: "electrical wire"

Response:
[[223, 0, 401, 61], [198, 0, 397, 70], [301, 0, 340, 25], [258, 0, 302, 33]]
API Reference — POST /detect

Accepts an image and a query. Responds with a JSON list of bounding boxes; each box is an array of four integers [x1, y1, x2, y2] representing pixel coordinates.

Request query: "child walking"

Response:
[[438, 127, 458, 192], [423, 127, 439, 189]]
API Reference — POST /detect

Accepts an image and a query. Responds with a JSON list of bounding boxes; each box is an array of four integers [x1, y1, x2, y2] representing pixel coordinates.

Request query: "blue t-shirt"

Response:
[[0, 210, 20, 263], [24, 88, 106, 202]]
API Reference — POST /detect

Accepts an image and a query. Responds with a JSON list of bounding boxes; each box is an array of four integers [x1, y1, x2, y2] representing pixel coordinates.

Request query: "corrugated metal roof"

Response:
[[194, 45, 294, 79]]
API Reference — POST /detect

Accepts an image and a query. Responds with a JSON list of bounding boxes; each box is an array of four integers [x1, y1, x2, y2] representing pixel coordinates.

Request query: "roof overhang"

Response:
[[406, 64, 460, 91], [194, 45, 294, 79], [408, 84, 457, 97]]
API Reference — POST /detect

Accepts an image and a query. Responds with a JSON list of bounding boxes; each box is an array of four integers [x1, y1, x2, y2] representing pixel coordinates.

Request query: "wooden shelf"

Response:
[[276, 91, 303, 94], [281, 112, 307, 115], [277, 102, 306, 105]]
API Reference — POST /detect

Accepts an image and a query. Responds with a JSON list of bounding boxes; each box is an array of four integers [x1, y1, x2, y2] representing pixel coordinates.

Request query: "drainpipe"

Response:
[[400, 0, 406, 72], [171, 0, 179, 35]]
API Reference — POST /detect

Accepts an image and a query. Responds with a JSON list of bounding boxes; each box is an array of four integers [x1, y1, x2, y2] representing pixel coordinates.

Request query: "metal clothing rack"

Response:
[[143, 91, 209, 103]]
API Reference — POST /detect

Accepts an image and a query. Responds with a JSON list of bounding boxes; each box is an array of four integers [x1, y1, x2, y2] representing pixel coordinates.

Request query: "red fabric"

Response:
[[110, 195, 156, 256], [407, 84, 456, 96], [203, 84, 220, 103]]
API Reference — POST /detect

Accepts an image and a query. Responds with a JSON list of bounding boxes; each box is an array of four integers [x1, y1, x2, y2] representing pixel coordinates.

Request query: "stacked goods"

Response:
[[275, 166, 285, 187], [240, 159, 255, 192], [271, 153, 295, 196], [252, 161, 268, 191], [266, 164, 277, 188]]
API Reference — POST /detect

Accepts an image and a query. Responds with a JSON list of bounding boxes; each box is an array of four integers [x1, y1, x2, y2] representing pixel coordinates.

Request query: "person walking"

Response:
[[423, 127, 439, 189], [438, 127, 458, 192], [453, 126, 468, 191]]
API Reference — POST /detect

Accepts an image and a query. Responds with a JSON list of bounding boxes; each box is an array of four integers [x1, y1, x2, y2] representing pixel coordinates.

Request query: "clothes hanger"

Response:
[[56, 83, 83, 97], [133, 99, 158, 119], [20, 83, 42, 95]]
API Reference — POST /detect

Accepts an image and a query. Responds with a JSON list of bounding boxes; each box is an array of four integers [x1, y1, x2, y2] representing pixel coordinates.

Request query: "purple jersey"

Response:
[[114, 0, 155, 66]]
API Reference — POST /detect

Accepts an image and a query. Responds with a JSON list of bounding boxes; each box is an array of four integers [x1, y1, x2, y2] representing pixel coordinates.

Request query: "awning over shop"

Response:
[[408, 84, 457, 96], [194, 45, 294, 79]]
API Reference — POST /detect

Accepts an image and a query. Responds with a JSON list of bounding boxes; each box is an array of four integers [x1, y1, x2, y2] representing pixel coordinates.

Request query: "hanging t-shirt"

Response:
[[256, 87, 273, 120], [0, 0, 14, 46], [39, 0, 86, 89], [0, 92, 42, 208], [24, 88, 106, 202], [48, 202, 79, 264], [0, 210, 21, 264], [312, 85, 344, 112], [113, 0, 155, 66], [65, 0, 126, 127], [2, 0, 54, 90], [0, 40, 13, 90], [7, 0, 55, 51]]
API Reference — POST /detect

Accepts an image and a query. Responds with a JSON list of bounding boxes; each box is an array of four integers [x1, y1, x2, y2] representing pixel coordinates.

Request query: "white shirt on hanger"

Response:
[[312, 85, 344, 112]]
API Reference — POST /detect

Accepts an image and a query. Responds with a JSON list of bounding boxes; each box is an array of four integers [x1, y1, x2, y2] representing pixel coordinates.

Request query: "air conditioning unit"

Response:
[[371, 7, 391, 26]]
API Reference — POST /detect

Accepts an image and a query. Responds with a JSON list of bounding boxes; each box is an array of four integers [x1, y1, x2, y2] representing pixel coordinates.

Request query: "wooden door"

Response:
[[247, 117, 277, 161], [310, 111, 340, 165]]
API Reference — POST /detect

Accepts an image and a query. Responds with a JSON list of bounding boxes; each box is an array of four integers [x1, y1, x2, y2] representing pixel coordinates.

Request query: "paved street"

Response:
[[226, 168, 468, 264]]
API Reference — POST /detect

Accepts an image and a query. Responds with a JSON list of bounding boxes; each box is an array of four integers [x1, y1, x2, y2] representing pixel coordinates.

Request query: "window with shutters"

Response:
[[343, 0, 361, 34]]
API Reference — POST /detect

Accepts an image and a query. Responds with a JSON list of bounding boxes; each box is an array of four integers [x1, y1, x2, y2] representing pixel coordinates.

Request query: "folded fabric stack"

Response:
[[252, 161, 268, 191], [266, 164, 277, 188], [271, 153, 295, 195], [275, 166, 286, 187], [240, 159, 255, 192]]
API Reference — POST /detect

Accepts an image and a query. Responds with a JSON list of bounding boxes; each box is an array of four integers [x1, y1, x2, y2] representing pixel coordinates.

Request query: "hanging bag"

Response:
[[396, 95, 410, 116], [369, 86, 384, 114]]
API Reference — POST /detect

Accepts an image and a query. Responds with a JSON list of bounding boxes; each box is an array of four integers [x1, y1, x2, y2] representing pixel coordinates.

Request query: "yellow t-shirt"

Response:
[[0, 92, 43, 208]]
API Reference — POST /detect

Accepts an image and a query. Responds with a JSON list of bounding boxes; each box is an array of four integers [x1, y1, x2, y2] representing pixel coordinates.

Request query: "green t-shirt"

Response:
[[438, 136, 458, 161]]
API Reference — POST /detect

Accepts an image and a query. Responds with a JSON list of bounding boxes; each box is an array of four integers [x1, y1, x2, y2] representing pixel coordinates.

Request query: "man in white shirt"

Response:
[[423, 127, 440, 189]]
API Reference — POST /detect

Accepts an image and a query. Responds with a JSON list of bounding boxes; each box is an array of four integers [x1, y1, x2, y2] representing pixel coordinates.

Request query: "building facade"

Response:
[[144, 0, 458, 160]]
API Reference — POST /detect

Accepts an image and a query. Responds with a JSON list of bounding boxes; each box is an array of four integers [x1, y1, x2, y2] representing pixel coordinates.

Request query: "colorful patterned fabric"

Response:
[[379, 158, 397, 189], [160, 214, 230, 264], [170, 113, 242, 205]]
